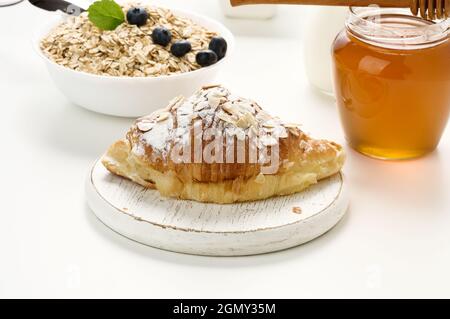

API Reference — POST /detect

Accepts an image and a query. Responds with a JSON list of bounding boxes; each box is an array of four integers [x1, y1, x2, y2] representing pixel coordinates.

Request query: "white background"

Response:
[[1, 0, 450, 298]]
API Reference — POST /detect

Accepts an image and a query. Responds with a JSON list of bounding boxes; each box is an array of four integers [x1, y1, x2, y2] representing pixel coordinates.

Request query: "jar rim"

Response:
[[347, 6, 450, 49]]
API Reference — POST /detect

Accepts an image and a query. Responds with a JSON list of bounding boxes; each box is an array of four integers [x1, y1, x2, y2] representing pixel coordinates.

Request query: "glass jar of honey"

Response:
[[332, 7, 450, 160]]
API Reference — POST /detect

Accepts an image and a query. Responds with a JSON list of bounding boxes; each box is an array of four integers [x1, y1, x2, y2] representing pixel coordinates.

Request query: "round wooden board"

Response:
[[86, 160, 349, 256]]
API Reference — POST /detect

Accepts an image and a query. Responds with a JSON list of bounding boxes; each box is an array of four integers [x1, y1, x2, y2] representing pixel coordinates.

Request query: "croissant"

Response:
[[102, 85, 345, 204]]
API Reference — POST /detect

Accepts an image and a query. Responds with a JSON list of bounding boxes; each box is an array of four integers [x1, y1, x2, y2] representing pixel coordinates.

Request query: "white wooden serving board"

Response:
[[86, 160, 349, 256]]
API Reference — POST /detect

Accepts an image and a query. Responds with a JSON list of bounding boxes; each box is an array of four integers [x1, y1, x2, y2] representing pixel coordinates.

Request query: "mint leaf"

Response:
[[88, 0, 125, 31]]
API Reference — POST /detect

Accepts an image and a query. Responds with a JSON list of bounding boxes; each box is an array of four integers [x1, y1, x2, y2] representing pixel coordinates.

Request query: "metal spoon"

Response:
[[29, 0, 85, 15]]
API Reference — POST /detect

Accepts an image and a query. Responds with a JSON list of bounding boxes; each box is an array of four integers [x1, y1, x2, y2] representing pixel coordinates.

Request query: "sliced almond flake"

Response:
[[283, 123, 301, 128], [217, 112, 236, 125], [255, 111, 272, 122], [233, 102, 252, 114], [167, 96, 184, 110], [235, 117, 249, 129], [207, 95, 223, 109], [202, 84, 222, 90], [222, 102, 236, 115], [289, 128, 300, 136], [156, 112, 170, 122], [137, 121, 155, 132]]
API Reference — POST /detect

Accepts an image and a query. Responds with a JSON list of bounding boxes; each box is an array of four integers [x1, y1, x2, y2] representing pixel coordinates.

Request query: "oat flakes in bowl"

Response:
[[40, 2, 225, 77], [34, 2, 234, 117]]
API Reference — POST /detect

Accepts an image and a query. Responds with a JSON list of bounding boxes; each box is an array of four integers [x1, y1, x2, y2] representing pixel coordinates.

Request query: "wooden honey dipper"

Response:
[[231, 0, 450, 20]]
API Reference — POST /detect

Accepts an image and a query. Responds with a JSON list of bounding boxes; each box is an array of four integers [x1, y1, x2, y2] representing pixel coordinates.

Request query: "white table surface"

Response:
[[1, 0, 450, 299]]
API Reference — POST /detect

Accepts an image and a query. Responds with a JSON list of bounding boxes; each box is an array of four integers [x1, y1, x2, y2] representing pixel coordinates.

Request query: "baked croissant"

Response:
[[102, 85, 345, 204]]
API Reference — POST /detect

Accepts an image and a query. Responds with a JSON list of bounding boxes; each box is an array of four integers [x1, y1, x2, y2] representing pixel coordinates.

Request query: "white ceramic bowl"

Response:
[[33, 8, 234, 117]]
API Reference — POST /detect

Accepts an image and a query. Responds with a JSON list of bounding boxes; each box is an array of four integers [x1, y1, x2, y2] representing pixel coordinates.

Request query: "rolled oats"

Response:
[[40, 3, 218, 77]]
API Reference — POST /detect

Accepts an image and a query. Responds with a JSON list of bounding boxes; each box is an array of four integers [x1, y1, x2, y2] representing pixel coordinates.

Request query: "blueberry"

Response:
[[151, 27, 172, 46], [208, 36, 227, 60], [196, 50, 218, 67], [170, 40, 192, 57], [126, 7, 149, 27]]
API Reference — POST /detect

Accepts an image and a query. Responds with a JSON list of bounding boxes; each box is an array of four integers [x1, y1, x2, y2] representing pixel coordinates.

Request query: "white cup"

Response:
[[303, 6, 348, 96]]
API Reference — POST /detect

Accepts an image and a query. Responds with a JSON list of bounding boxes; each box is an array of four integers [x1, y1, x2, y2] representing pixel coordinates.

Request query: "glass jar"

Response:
[[332, 7, 450, 160]]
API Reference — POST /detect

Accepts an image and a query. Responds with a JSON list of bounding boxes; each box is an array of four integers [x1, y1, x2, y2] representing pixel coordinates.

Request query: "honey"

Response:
[[332, 8, 450, 160]]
